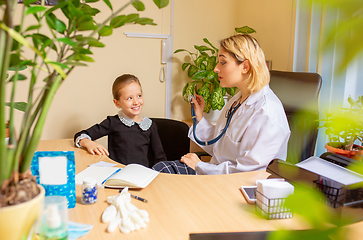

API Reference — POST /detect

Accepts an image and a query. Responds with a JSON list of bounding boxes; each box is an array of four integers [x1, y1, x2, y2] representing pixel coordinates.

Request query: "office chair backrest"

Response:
[[149, 118, 190, 167], [269, 70, 322, 163]]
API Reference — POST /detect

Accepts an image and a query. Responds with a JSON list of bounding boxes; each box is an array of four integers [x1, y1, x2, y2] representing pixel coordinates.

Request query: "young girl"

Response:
[[74, 74, 167, 167], [153, 34, 290, 174]]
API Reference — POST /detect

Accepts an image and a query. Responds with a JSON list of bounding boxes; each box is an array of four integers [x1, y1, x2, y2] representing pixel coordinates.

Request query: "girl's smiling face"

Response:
[[113, 81, 143, 122]]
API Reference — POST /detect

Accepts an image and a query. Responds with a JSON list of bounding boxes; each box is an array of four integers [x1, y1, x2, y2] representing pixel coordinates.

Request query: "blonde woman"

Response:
[[153, 34, 290, 174]]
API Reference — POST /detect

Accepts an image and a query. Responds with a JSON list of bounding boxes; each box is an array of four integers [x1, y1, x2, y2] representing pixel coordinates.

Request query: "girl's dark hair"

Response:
[[112, 74, 141, 100]]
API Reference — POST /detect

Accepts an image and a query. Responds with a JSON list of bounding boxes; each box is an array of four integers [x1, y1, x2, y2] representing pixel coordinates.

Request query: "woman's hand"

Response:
[[80, 138, 109, 156], [180, 153, 201, 170], [191, 95, 205, 123]]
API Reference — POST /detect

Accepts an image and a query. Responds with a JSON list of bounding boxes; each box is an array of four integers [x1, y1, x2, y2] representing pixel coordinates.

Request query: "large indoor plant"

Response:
[[174, 26, 256, 113], [0, 0, 168, 238], [318, 95, 363, 159]]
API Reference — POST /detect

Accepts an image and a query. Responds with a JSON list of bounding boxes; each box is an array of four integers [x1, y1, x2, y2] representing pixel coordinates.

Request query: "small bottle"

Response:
[[81, 177, 98, 205], [39, 204, 67, 240]]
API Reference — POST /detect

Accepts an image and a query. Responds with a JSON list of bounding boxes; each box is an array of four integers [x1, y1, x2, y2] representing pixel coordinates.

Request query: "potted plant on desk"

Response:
[[318, 95, 363, 160], [174, 26, 256, 115], [0, 0, 169, 239]]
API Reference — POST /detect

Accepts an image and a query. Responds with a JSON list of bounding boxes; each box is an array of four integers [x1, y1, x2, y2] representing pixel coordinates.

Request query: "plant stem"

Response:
[[21, 74, 63, 173]]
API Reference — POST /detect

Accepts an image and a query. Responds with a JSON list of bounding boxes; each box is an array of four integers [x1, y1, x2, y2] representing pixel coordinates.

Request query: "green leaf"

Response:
[[77, 21, 98, 31], [132, 1, 146, 11], [74, 54, 95, 62], [110, 15, 127, 28], [25, 25, 41, 32], [182, 63, 191, 71], [5, 102, 27, 112], [85, 0, 100, 2], [26, 6, 47, 15], [57, 38, 76, 47], [192, 70, 208, 80], [187, 65, 197, 78], [126, 14, 140, 23], [206, 71, 215, 81], [63, 61, 88, 67], [235, 26, 256, 34], [211, 87, 225, 110], [47, 61, 70, 69], [135, 18, 156, 26], [98, 26, 113, 36], [102, 0, 113, 10], [153, 0, 169, 8], [54, 19, 66, 33], [88, 40, 105, 48], [174, 49, 189, 54], [195, 45, 215, 54], [203, 38, 218, 52], [9, 74, 27, 82]]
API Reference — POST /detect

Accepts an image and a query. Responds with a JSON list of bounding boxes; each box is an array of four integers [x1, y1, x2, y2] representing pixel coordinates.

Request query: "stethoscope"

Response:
[[190, 93, 250, 146]]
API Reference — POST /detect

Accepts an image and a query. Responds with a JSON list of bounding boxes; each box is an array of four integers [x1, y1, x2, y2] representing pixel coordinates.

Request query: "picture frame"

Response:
[[31, 151, 76, 208], [18, 0, 58, 5], [266, 60, 272, 70]]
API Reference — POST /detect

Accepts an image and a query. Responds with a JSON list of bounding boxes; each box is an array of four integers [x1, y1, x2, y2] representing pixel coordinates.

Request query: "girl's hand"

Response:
[[180, 153, 201, 170], [80, 138, 109, 156], [191, 95, 205, 123]]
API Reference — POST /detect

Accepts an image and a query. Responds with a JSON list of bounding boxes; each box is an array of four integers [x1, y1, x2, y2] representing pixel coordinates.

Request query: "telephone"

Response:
[[159, 39, 167, 82]]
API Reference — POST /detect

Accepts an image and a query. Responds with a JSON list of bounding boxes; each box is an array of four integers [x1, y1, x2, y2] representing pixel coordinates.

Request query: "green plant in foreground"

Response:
[[318, 95, 363, 151], [0, 0, 169, 196], [174, 26, 256, 113]]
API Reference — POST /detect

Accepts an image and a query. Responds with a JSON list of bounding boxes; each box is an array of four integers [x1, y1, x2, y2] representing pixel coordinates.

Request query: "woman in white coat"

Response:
[[152, 34, 290, 175]]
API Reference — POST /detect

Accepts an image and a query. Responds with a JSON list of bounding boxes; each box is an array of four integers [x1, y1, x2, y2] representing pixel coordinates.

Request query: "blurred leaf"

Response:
[[192, 70, 208, 80], [153, 0, 169, 8], [110, 15, 127, 28], [235, 25, 256, 34], [5, 102, 27, 112], [98, 26, 113, 36], [26, 6, 46, 15], [135, 18, 156, 26], [132, 0, 145, 11], [102, 0, 113, 10], [57, 38, 76, 47], [9, 74, 27, 82], [126, 13, 139, 23]]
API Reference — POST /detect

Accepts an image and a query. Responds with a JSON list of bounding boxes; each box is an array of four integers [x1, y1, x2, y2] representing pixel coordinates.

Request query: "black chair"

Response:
[[149, 118, 190, 167], [269, 70, 322, 164]]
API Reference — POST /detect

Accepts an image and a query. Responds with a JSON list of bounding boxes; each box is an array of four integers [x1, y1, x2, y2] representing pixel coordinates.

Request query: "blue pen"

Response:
[[119, 190, 148, 203], [101, 168, 121, 185]]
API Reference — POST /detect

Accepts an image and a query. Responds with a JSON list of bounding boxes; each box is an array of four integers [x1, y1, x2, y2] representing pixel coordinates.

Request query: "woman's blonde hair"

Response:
[[112, 74, 141, 100], [219, 34, 269, 93]]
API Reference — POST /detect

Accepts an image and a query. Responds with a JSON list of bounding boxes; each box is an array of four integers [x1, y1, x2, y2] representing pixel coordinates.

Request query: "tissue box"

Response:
[[255, 180, 294, 220]]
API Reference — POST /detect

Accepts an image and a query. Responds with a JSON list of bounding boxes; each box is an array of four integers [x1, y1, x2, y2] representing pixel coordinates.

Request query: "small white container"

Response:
[[81, 178, 98, 205]]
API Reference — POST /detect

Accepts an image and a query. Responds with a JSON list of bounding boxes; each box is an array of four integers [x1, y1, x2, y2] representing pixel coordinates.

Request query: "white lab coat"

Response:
[[188, 85, 290, 175]]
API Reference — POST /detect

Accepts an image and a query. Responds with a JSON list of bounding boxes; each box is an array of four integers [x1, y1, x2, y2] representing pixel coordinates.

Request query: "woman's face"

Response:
[[214, 47, 248, 89], [113, 81, 143, 121]]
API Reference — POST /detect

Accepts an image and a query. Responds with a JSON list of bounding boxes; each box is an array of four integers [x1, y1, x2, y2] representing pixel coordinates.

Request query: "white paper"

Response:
[[90, 161, 117, 167], [39, 156, 68, 185], [296, 157, 363, 186]]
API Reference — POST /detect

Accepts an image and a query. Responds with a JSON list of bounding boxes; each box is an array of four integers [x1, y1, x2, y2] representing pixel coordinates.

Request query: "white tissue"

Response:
[[102, 187, 149, 234], [256, 179, 294, 219]]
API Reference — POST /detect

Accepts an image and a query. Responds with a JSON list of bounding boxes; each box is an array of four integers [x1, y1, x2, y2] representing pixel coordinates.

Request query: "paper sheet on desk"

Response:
[[90, 161, 117, 167], [296, 157, 363, 186]]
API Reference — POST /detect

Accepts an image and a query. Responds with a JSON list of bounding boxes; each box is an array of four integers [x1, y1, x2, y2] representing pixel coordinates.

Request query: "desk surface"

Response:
[[37, 139, 363, 240]]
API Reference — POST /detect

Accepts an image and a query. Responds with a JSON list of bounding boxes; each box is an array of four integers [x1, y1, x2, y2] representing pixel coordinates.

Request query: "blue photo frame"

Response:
[[31, 151, 76, 208]]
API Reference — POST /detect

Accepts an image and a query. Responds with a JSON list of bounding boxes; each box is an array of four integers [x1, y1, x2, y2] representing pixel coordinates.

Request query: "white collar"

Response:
[[117, 111, 152, 131]]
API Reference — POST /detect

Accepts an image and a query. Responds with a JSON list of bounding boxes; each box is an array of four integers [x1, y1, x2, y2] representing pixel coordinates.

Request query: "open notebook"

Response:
[[75, 164, 159, 188]]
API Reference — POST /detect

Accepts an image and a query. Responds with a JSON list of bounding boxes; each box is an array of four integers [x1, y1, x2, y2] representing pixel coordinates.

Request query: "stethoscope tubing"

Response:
[[191, 101, 241, 146]]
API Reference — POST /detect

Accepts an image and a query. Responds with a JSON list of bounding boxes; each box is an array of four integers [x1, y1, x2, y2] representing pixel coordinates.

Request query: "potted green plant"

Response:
[[318, 95, 363, 160], [0, 0, 168, 239], [174, 26, 256, 113]]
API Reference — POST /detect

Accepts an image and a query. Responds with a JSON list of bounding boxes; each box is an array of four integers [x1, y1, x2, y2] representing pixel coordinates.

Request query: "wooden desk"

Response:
[[37, 139, 363, 240]]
